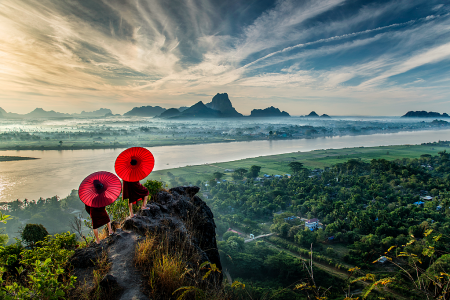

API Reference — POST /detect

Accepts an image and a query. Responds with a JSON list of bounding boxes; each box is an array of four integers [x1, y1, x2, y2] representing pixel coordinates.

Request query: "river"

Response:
[[1, 129, 449, 203]]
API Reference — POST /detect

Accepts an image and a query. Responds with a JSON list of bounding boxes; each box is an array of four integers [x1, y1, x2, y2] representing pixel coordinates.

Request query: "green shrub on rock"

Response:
[[143, 180, 165, 198]]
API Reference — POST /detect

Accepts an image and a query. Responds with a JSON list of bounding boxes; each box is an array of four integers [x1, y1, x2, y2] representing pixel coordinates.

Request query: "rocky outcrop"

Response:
[[306, 111, 319, 117], [250, 106, 290, 117], [205, 93, 243, 117], [159, 94, 243, 119], [69, 186, 222, 299], [402, 111, 450, 118]]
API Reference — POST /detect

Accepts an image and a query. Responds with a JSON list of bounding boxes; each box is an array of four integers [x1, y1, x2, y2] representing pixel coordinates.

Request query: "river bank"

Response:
[[1, 129, 450, 203], [150, 141, 450, 185]]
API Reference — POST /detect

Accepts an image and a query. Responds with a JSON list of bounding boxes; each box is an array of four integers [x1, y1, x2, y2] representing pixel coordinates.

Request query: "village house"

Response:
[[305, 218, 320, 231]]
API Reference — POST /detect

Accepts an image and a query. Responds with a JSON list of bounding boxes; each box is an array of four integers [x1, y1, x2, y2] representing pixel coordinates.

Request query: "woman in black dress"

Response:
[[85, 204, 113, 244]]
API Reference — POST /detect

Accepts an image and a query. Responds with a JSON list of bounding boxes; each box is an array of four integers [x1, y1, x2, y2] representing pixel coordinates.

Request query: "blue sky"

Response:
[[1, 0, 450, 115]]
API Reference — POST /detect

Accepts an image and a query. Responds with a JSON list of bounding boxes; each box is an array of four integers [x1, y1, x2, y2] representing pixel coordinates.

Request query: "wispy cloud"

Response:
[[0, 0, 450, 115]]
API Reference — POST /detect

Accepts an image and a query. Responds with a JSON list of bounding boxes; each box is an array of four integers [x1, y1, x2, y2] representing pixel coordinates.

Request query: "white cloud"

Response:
[[1, 0, 450, 115], [359, 42, 450, 88]]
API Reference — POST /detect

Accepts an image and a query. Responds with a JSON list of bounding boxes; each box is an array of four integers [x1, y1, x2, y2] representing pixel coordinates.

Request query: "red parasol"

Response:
[[114, 147, 155, 182], [79, 171, 122, 207]]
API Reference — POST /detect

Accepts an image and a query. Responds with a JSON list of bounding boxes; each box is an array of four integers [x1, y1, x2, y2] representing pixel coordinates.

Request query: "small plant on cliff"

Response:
[[135, 235, 156, 266], [143, 180, 166, 199], [173, 261, 222, 300], [150, 253, 190, 296], [135, 232, 228, 300], [134, 234, 190, 299], [105, 197, 129, 224]]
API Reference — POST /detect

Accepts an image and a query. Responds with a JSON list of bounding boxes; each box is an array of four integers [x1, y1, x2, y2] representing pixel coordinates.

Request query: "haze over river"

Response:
[[1, 129, 450, 203]]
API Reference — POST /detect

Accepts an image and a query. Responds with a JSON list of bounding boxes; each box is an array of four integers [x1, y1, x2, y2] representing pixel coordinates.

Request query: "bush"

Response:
[[143, 180, 165, 198], [0, 234, 8, 247], [21, 224, 48, 246], [0, 240, 23, 268], [106, 198, 129, 223], [222, 231, 239, 241], [0, 232, 76, 299]]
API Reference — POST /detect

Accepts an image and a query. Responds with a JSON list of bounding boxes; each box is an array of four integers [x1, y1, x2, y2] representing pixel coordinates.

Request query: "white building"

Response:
[[305, 218, 320, 231]]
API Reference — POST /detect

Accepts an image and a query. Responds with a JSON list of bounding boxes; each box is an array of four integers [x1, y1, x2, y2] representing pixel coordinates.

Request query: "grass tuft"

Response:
[[149, 253, 190, 297], [135, 235, 156, 266], [98, 227, 110, 241], [134, 231, 230, 300]]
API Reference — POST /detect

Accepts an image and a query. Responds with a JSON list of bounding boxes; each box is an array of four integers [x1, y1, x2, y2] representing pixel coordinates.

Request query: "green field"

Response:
[[0, 135, 244, 151], [147, 142, 450, 185]]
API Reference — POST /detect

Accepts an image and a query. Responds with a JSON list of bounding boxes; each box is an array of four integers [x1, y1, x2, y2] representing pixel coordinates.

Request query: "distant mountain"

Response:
[[156, 108, 181, 118], [205, 93, 242, 117], [159, 94, 243, 119], [250, 106, 290, 117], [402, 111, 450, 118], [306, 111, 319, 117], [25, 108, 70, 119], [0, 107, 23, 119], [321, 114, 331, 118], [73, 108, 112, 117], [0, 107, 114, 119], [124, 106, 166, 117], [170, 101, 221, 119]]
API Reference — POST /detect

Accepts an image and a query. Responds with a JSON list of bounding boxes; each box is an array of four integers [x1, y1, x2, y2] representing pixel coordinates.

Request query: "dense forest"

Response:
[[205, 152, 450, 299]]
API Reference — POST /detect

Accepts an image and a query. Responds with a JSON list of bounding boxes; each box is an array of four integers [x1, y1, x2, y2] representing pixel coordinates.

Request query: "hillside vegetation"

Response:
[[1, 143, 450, 299]]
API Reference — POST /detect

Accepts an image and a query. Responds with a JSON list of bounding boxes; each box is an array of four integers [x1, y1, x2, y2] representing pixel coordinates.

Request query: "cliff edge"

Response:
[[69, 186, 222, 300]]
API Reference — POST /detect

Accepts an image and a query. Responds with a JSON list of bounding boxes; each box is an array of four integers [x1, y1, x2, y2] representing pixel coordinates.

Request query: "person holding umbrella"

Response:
[[79, 171, 122, 244], [115, 147, 155, 219]]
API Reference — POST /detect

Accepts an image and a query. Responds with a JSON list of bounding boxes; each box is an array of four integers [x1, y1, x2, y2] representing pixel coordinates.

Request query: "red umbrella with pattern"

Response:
[[78, 171, 122, 207], [114, 147, 155, 182]]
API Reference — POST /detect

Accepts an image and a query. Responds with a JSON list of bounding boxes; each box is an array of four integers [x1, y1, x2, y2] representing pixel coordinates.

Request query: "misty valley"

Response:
[[1, 115, 449, 151]]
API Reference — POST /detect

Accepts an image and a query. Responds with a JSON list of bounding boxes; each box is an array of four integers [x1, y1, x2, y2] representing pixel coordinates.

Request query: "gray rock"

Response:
[[69, 185, 222, 297], [99, 274, 119, 290], [69, 245, 104, 268]]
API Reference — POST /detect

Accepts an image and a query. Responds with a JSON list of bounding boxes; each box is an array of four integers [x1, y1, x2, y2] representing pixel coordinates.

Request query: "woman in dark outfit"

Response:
[[122, 180, 150, 218], [85, 204, 113, 244]]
